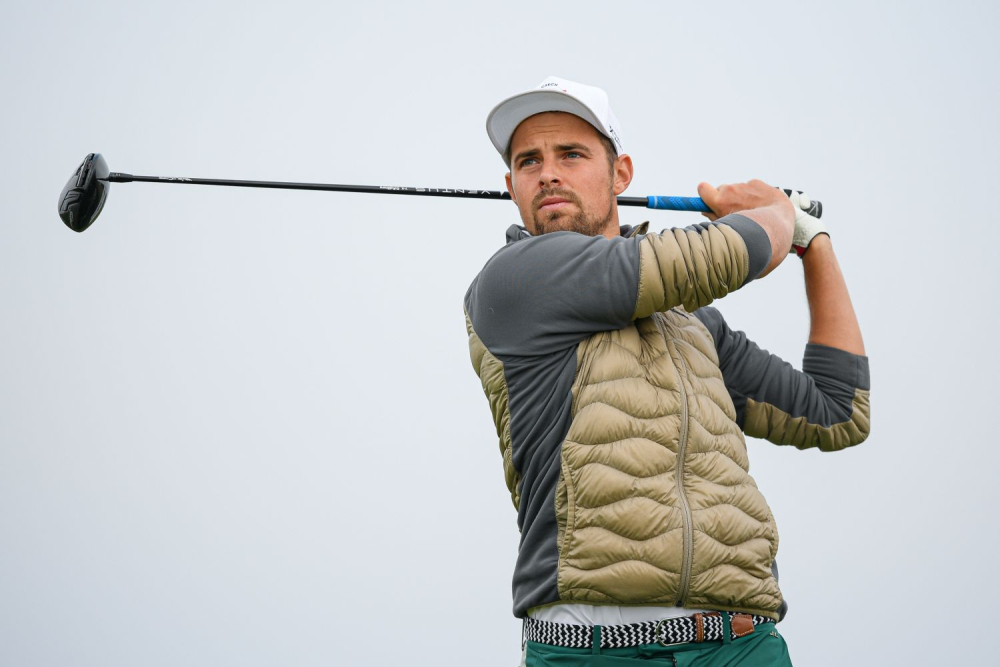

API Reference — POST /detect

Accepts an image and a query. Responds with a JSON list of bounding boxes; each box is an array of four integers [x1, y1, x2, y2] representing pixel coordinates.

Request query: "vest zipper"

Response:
[[654, 314, 694, 606], [674, 352, 695, 605]]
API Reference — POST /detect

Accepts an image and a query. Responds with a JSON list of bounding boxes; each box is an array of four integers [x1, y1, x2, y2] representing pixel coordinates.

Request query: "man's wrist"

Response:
[[800, 232, 832, 261]]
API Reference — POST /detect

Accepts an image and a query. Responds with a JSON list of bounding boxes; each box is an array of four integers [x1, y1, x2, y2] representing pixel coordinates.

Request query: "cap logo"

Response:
[[607, 125, 623, 152], [540, 82, 559, 88]]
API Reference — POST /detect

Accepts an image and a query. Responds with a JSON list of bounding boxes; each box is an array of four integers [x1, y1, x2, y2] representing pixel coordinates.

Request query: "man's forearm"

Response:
[[737, 203, 794, 278], [802, 234, 865, 355], [696, 181, 795, 280]]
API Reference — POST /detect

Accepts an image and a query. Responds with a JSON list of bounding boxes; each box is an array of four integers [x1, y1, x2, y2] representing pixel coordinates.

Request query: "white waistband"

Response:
[[527, 603, 714, 626]]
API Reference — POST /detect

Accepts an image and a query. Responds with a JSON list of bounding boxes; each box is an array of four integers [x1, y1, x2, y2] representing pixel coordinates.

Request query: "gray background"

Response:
[[2, 1, 997, 664]]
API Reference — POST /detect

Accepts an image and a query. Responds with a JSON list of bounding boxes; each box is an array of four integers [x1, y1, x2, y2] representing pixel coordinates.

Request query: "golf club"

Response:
[[57, 153, 823, 233]]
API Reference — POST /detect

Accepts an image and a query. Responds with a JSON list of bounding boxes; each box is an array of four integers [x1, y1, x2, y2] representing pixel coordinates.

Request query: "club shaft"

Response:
[[105, 172, 655, 207], [103, 173, 821, 217]]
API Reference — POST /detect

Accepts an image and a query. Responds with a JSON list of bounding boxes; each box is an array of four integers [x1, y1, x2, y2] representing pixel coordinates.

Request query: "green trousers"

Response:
[[523, 622, 792, 666]]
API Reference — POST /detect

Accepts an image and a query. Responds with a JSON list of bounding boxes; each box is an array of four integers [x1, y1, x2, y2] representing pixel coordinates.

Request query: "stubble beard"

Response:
[[531, 188, 614, 237]]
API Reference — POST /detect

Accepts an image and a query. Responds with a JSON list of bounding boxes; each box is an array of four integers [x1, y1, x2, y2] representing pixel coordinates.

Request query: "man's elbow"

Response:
[[850, 390, 872, 447], [818, 389, 871, 452]]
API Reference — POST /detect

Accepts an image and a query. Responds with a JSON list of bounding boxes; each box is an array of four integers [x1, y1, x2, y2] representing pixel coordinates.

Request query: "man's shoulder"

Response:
[[691, 306, 724, 330]]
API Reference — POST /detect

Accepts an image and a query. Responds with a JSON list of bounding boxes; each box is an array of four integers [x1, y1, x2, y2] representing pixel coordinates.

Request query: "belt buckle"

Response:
[[654, 618, 686, 648]]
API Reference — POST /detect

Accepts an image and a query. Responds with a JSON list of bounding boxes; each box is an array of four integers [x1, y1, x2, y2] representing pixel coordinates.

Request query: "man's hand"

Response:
[[697, 179, 795, 278], [787, 191, 828, 257], [697, 179, 793, 222]]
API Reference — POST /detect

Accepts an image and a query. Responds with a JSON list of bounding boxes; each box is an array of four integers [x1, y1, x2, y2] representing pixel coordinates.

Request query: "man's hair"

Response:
[[503, 131, 618, 173]]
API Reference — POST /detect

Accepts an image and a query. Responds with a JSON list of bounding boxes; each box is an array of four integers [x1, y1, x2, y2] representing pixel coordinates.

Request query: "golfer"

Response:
[[463, 77, 870, 666]]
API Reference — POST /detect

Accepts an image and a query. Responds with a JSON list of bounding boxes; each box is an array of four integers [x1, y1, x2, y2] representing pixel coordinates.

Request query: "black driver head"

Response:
[[58, 153, 110, 232]]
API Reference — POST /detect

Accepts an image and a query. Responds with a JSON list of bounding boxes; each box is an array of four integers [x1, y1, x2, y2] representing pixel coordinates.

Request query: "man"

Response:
[[464, 77, 870, 666]]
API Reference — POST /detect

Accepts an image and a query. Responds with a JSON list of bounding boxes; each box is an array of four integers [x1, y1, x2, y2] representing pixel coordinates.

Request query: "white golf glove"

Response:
[[787, 191, 827, 257]]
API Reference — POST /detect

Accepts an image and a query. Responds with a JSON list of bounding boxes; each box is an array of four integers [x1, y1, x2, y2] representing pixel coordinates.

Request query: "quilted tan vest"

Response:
[[551, 309, 781, 616]]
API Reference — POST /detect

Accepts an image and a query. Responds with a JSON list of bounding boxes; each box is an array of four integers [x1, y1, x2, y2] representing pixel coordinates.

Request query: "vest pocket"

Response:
[[766, 507, 779, 561], [555, 456, 578, 556]]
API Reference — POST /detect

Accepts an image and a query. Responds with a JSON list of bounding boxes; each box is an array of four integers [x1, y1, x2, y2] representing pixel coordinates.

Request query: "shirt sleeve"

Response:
[[693, 306, 871, 452], [465, 214, 772, 357]]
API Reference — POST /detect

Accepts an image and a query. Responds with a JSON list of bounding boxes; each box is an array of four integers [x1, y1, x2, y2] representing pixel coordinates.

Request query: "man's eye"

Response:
[[566, 152, 583, 159], [519, 158, 538, 167]]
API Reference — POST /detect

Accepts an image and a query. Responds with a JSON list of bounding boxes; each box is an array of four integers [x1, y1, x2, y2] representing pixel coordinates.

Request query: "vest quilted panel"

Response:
[[466, 313, 520, 509], [555, 310, 782, 617], [634, 224, 750, 318]]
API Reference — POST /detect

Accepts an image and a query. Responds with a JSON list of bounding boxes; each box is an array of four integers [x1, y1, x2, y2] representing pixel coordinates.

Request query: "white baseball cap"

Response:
[[486, 76, 625, 161]]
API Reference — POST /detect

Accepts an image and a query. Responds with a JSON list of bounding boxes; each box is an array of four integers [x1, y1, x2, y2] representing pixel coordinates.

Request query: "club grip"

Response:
[[646, 190, 823, 219], [646, 196, 711, 213]]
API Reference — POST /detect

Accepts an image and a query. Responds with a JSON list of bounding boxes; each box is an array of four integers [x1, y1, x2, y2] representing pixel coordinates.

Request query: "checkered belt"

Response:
[[524, 612, 773, 649]]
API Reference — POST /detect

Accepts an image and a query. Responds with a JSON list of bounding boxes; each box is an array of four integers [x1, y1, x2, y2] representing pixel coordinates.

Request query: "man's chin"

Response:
[[536, 219, 571, 234], [535, 212, 599, 236]]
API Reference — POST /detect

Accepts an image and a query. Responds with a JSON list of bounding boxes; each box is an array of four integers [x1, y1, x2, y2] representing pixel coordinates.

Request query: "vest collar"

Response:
[[505, 221, 650, 244]]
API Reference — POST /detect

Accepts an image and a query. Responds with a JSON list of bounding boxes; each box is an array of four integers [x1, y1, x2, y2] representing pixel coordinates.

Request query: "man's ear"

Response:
[[505, 172, 518, 204], [612, 154, 634, 196]]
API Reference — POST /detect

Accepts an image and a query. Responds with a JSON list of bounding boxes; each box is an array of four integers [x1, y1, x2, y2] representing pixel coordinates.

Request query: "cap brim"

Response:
[[486, 90, 609, 157]]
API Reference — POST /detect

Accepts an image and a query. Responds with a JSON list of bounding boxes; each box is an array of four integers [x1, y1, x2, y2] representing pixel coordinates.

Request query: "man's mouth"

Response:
[[537, 197, 572, 212]]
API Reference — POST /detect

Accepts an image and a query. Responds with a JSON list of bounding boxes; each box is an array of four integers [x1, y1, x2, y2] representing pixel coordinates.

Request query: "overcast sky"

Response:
[[2, 1, 998, 665]]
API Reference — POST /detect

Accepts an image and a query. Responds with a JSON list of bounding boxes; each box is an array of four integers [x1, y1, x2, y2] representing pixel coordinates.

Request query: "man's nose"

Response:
[[538, 162, 562, 188]]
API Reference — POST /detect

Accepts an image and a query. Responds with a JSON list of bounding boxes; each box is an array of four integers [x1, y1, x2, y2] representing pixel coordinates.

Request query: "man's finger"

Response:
[[787, 190, 811, 211], [697, 182, 720, 221]]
